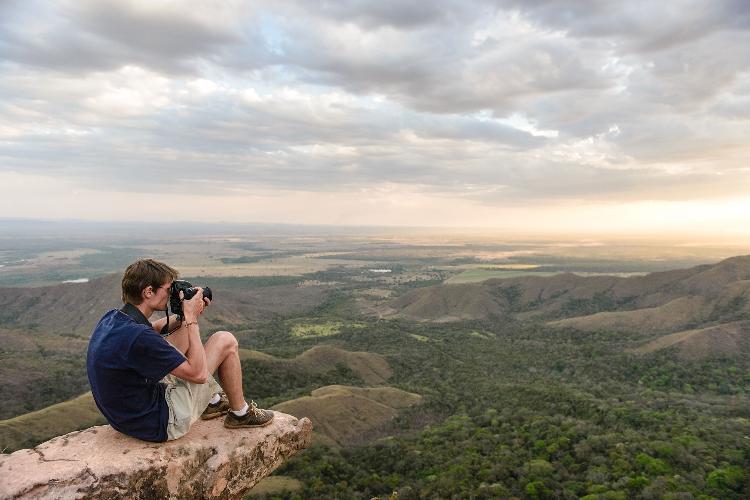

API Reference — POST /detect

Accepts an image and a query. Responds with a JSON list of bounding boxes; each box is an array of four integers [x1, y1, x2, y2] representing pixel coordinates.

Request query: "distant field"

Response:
[[445, 268, 558, 284], [289, 321, 365, 338], [445, 266, 651, 284], [178, 254, 375, 278], [2, 229, 743, 287], [37, 249, 102, 260]]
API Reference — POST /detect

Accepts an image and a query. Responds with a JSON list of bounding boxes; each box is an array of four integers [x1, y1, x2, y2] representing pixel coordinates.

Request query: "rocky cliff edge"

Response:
[[0, 412, 312, 499]]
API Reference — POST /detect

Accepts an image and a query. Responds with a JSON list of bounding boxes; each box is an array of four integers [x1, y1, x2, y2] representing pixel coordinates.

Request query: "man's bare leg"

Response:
[[166, 325, 246, 410], [204, 331, 246, 411]]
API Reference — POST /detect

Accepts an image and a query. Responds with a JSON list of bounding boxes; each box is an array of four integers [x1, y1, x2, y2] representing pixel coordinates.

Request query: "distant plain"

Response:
[[2, 220, 749, 498]]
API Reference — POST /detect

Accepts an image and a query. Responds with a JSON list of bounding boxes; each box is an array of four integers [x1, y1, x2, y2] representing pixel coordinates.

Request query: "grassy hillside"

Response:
[[1, 345, 392, 451], [0, 328, 90, 419], [271, 385, 422, 447], [380, 255, 750, 332], [380, 283, 508, 322], [547, 295, 713, 333], [0, 274, 122, 337], [631, 320, 750, 360], [0, 393, 104, 452]]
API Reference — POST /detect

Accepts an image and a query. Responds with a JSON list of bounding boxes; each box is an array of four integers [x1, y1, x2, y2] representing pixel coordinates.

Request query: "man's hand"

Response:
[[173, 287, 209, 384], [180, 288, 205, 321]]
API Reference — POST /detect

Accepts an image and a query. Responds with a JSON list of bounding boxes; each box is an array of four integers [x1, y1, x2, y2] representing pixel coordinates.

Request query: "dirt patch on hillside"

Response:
[[631, 321, 750, 360], [547, 296, 712, 333]]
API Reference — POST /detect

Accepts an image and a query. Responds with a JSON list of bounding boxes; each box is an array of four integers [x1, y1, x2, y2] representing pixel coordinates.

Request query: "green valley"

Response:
[[1, 230, 749, 498]]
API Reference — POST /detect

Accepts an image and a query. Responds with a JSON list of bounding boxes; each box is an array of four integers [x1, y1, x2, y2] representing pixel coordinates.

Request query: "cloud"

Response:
[[492, 0, 750, 50], [257, 6, 614, 115], [276, 0, 458, 29], [0, 0, 253, 74], [0, 0, 749, 229]]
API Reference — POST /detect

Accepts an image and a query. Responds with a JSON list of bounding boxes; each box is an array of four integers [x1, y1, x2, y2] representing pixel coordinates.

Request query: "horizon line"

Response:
[[2, 216, 750, 244]]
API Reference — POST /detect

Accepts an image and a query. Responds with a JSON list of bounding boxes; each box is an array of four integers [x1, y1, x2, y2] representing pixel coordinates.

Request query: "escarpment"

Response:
[[0, 412, 312, 499]]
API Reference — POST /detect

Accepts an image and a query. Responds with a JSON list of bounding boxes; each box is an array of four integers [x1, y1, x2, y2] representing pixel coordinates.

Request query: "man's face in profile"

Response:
[[154, 281, 173, 311]]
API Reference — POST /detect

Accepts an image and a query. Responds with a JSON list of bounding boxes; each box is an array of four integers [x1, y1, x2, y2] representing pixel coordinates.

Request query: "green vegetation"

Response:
[[290, 322, 343, 338], [2, 234, 749, 498], [0, 351, 89, 420], [243, 360, 362, 408], [561, 292, 639, 316], [618, 351, 750, 395], [250, 316, 750, 498]]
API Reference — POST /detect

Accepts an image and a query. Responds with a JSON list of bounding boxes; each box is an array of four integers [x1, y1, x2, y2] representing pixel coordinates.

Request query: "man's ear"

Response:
[[142, 286, 154, 300]]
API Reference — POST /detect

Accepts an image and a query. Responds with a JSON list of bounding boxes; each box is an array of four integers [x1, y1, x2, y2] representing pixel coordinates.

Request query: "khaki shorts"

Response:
[[162, 373, 221, 440]]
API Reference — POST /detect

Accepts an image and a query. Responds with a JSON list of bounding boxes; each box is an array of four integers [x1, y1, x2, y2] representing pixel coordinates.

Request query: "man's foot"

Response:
[[223, 401, 274, 428], [201, 393, 230, 420]]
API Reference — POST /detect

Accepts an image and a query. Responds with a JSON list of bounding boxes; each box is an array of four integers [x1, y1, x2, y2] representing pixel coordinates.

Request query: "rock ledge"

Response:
[[0, 412, 312, 499]]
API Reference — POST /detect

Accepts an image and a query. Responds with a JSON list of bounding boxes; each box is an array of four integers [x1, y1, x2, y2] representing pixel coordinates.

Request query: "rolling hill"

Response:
[[547, 295, 714, 333], [379, 283, 509, 322], [0, 274, 122, 337], [271, 385, 422, 447], [0, 272, 331, 336], [0, 345, 392, 452], [374, 255, 750, 360], [629, 320, 750, 360], [0, 393, 104, 452], [378, 255, 750, 325], [0, 273, 333, 419]]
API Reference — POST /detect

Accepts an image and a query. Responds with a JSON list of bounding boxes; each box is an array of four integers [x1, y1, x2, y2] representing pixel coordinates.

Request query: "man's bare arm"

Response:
[[170, 290, 208, 383], [151, 314, 181, 334]]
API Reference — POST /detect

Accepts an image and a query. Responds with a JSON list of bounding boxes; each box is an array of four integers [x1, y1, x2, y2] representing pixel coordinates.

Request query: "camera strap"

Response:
[[160, 303, 172, 337]]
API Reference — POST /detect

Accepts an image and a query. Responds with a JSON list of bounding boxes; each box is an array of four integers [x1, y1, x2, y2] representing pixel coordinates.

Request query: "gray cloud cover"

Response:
[[1, 0, 748, 215]]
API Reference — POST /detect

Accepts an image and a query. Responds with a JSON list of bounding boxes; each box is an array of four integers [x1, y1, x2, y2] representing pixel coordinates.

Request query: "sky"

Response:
[[1, 0, 749, 237]]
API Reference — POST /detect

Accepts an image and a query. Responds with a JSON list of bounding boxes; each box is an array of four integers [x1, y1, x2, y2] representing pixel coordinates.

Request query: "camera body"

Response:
[[169, 280, 213, 319]]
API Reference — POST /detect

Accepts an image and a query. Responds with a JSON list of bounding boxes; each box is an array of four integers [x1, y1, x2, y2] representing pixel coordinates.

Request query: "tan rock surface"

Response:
[[0, 412, 312, 500]]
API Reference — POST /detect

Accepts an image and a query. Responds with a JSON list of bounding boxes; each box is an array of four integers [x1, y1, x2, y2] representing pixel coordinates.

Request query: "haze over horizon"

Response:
[[1, 1, 749, 237]]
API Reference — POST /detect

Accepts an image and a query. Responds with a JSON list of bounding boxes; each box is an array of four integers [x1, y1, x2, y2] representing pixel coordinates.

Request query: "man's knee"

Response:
[[211, 330, 238, 354]]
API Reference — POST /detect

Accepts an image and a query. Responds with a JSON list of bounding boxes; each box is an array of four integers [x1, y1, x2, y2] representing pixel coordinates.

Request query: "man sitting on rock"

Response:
[[87, 258, 273, 442]]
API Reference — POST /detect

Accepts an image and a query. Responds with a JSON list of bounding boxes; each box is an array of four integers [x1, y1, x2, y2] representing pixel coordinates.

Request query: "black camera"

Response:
[[169, 280, 213, 319]]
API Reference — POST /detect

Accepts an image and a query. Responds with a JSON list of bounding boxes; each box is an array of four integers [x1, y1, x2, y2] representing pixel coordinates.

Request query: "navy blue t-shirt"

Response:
[[87, 307, 185, 442]]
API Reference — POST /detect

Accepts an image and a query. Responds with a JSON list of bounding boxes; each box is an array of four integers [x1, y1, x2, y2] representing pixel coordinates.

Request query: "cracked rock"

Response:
[[0, 412, 312, 499]]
